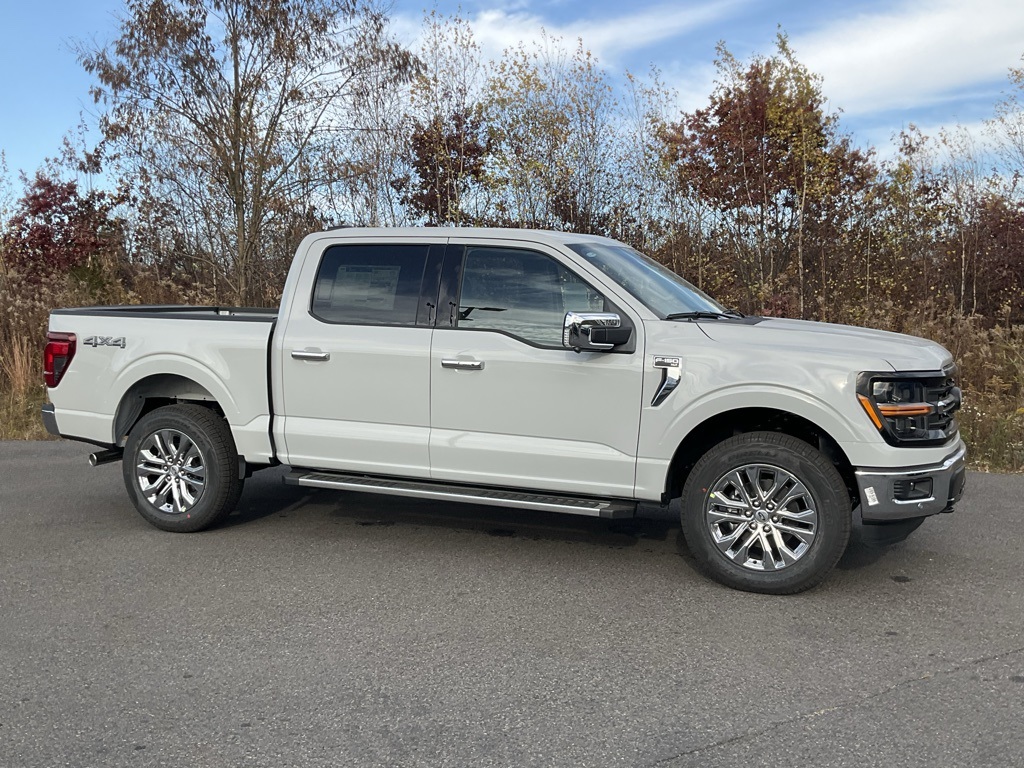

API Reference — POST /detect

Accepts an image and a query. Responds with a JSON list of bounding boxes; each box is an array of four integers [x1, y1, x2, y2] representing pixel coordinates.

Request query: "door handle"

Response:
[[441, 359, 484, 371], [291, 349, 330, 362]]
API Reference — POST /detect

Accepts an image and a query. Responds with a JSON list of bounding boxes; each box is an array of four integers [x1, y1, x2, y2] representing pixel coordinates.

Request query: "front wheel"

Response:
[[122, 404, 243, 532], [680, 432, 851, 594]]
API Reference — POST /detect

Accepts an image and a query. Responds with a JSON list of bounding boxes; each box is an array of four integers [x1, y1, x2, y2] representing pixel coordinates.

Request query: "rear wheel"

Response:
[[123, 404, 243, 532], [680, 432, 851, 594]]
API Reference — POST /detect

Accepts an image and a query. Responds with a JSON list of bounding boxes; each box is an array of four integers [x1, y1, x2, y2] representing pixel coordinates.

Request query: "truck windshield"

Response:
[[566, 242, 726, 318]]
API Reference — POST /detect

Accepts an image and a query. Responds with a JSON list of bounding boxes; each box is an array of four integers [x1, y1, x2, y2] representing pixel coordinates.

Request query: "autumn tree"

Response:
[[81, 0, 414, 304], [337, 14, 415, 228], [402, 13, 490, 226], [660, 36, 875, 316], [484, 36, 618, 231], [1, 171, 121, 282], [0, 152, 14, 278], [607, 70, 675, 251], [975, 192, 1024, 322]]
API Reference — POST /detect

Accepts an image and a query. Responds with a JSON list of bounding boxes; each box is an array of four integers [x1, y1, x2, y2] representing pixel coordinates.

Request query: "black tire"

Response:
[[680, 432, 851, 594], [122, 404, 243, 532]]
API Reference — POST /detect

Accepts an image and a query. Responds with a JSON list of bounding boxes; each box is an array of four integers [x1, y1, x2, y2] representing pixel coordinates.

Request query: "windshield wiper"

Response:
[[664, 311, 735, 321]]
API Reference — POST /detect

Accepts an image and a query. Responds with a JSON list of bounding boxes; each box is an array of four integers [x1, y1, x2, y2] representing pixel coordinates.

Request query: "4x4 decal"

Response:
[[83, 336, 126, 348]]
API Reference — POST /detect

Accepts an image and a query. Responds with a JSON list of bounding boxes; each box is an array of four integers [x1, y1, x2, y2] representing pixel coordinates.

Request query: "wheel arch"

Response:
[[664, 407, 858, 505], [113, 373, 225, 446]]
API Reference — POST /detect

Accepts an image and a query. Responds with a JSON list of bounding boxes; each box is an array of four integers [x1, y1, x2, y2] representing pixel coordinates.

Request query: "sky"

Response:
[[1, 0, 1023, 181]]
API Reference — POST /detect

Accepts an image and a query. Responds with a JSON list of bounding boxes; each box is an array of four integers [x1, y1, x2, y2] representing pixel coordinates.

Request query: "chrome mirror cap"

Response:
[[562, 311, 622, 352]]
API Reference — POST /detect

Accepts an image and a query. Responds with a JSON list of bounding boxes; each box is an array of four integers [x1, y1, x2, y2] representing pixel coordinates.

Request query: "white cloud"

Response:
[[793, 0, 1024, 116], [390, 0, 749, 68]]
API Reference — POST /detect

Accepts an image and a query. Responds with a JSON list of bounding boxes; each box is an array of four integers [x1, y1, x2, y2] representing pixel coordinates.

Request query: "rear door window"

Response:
[[311, 244, 430, 326]]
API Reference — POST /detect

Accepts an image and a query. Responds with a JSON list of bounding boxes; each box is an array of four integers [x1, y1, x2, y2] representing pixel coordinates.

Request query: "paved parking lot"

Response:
[[1, 440, 1022, 767]]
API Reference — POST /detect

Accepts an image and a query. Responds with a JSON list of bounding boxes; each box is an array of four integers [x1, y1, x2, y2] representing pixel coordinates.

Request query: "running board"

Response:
[[284, 470, 636, 519]]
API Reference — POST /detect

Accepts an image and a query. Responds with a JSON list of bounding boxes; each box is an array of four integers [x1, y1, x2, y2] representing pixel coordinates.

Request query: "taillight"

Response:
[[44, 332, 77, 388]]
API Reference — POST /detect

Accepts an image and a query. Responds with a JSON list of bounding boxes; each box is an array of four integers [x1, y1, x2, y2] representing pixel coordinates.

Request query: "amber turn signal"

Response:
[[857, 394, 884, 429], [877, 403, 934, 417]]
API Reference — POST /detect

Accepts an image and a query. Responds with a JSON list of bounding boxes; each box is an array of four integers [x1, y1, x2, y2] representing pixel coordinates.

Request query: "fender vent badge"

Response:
[[652, 356, 682, 406]]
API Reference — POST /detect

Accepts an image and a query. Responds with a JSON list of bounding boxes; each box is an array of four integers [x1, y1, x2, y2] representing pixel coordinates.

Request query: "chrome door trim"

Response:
[[291, 350, 331, 361], [441, 359, 484, 371]]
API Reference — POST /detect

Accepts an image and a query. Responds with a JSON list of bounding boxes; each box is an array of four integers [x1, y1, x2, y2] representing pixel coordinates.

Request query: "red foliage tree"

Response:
[[2, 173, 119, 281]]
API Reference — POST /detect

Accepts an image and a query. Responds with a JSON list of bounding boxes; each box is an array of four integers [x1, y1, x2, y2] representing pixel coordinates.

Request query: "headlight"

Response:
[[857, 368, 961, 446]]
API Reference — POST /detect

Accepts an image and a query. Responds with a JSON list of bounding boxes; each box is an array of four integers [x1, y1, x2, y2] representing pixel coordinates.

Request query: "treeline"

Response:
[[0, 0, 1022, 467]]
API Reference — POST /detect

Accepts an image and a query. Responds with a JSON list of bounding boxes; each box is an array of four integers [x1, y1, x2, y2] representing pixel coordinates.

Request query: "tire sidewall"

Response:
[[122, 406, 236, 532], [680, 433, 851, 594]]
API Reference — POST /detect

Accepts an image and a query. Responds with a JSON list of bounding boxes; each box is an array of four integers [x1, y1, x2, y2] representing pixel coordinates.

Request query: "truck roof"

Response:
[[311, 227, 618, 247]]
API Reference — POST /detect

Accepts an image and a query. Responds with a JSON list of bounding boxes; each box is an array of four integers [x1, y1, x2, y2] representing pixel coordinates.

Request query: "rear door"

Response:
[[277, 236, 444, 476], [429, 239, 645, 498]]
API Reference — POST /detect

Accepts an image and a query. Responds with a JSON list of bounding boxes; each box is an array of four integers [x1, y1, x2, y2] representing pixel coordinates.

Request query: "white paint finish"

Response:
[[698, 316, 953, 372], [276, 317, 434, 476], [271, 231, 450, 476], [429, 328, 644, 497], [47, 313, 274, 459], [279, 416, 431, 475], [49, 408, 116, 447], [637, 319, 961, 478], [232, 415, 274, 464], [838, 437, 968, 473], [635, 457, 672, 501]]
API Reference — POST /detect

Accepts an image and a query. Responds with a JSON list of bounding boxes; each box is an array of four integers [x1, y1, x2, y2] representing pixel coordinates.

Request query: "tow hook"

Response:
[[89, 448, 124, 467]]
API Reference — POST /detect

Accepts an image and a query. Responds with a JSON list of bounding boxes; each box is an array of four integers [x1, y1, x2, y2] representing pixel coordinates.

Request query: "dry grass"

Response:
[[1, 335, 36, 397], [0, 337, 51, 439], [0, 388, 51, 440]]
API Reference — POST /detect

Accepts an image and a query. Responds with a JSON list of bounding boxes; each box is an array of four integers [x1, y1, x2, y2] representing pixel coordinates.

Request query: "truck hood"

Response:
[[693, 317, 953, 372]]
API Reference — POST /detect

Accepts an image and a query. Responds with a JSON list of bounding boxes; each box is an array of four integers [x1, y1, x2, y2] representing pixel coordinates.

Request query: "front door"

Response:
[[429, 241, 645, 498]]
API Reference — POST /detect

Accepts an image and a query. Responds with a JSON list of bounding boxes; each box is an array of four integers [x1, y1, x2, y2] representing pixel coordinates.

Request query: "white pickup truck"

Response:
[[42, 228, 966, 593]]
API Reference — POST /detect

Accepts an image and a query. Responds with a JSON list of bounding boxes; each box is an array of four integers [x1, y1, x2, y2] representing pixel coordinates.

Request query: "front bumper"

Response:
[[855, 443, 967, 522]]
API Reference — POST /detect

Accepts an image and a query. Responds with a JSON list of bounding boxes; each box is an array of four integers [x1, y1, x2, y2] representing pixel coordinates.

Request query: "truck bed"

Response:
[[46, 306, 277, 463]]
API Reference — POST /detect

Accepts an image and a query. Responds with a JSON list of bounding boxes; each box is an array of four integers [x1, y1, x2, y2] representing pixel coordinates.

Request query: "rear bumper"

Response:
[[41, 403, 60, 437], [855, 442, 967, 522], [40, 403, 113, 450]]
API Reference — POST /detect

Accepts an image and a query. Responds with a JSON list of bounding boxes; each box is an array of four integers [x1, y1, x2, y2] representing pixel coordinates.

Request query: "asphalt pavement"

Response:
[[1, 439, 1022, 768]]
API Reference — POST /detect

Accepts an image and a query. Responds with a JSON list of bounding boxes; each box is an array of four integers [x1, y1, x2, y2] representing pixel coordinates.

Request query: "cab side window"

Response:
[[311, 244, 429, 326], [457, 247, 606, 347]]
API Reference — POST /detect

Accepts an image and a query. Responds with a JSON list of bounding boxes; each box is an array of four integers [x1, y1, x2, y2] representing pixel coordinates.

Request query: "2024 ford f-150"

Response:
[[41, 228, 966, 593]]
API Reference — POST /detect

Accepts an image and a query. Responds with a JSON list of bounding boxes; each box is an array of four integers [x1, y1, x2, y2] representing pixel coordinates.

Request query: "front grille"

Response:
[[925, 376, 961, 437]]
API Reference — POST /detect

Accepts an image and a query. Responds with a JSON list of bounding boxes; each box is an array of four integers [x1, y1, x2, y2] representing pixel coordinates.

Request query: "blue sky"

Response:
[[2, 0, 1023, 179]]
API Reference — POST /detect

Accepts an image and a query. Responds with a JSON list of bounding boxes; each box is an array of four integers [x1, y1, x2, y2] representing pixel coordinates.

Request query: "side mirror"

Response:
[[562, 311, 631, 352]]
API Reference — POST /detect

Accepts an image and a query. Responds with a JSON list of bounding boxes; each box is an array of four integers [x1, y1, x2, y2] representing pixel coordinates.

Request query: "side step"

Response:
[[284, 470, 636, 519]]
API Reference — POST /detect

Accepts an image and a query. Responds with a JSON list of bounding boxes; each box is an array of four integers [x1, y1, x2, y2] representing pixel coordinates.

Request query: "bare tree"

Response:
[[484, 35, 617, 231], [81, 0, 413, 304]]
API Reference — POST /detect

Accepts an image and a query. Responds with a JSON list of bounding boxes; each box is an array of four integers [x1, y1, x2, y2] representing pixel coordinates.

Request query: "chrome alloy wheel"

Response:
[[705, 464, 818, 571], [134, 429, 207, 515]]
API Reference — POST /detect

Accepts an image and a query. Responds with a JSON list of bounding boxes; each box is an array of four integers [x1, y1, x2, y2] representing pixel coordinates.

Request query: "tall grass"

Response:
[[0, 336, 49, 440]]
